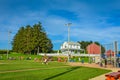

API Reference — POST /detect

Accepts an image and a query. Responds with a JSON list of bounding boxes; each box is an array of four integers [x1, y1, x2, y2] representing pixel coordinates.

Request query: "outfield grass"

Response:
[[0, 60, 111, 80], [0, 60, 67, 71]]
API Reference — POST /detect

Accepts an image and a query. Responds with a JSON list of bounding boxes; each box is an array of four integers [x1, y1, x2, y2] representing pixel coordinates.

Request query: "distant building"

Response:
[[86, 43, 101, 54], [106, 50, 114, 57], [60, 42, 81, 54]]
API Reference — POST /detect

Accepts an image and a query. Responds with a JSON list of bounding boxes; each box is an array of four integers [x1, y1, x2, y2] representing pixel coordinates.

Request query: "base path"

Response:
[[68, 62, 120, 80]]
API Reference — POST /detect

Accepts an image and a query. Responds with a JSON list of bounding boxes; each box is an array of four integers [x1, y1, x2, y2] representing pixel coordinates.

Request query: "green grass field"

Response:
[[0, 60, 111, 80]]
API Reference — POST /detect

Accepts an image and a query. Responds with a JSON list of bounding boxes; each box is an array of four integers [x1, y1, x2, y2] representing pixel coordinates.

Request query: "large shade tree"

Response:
[[12, 22, 53, 54]]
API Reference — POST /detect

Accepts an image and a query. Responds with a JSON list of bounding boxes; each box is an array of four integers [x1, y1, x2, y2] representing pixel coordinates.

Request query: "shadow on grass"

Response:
[[44, 67, 80, 80]]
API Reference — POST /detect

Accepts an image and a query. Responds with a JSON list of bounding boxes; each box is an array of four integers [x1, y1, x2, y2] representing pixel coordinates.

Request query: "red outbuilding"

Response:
[[106, 50, 114, 57], [86, 43, 101, 54]]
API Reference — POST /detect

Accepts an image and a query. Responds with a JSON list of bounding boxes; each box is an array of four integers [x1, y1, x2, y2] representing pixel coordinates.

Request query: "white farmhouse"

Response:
[[60, 42, 81, 54]]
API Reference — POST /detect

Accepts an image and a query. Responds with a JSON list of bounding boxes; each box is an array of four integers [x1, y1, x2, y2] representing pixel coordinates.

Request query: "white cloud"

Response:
[[69, 26, 120, 43], [52, 40, 63, 44]]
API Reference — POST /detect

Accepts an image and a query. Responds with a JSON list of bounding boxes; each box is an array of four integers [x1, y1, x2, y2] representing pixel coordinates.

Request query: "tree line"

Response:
[[12, 22, 53, 54]]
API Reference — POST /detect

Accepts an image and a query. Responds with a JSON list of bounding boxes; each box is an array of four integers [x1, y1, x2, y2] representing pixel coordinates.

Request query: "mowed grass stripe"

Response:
[[0, 67, 72, 80], [0, 66, 69, 74], [0, 60, 67, 71]]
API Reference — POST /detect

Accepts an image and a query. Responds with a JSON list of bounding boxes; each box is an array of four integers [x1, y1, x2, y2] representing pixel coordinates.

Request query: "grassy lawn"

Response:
[[0, 60, 111, 80], [0, 60, 67, 71]]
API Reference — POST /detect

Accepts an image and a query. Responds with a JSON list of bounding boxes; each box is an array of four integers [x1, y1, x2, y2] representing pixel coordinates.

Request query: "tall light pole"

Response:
[[65, 23, 72, 62], [7, 31, 11, 59]]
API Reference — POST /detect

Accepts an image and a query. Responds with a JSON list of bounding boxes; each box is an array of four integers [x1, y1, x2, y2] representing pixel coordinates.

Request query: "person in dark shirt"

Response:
[[104, 59, 107, 68]]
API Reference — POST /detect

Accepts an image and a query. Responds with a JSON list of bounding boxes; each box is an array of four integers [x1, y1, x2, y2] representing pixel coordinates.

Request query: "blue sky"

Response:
[[0, 0, 120, 50]]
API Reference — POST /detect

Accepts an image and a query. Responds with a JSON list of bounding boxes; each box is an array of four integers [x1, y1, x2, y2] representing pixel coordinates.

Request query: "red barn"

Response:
[[106, 50, 114, 57], [86, 43, 101, 54]]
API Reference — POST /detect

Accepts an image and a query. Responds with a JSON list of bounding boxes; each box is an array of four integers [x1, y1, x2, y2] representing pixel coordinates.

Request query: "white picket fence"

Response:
[[38, 53, 100, 57]]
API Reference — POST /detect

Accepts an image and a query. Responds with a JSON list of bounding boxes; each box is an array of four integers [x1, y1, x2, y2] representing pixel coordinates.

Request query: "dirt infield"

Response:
[[69, 62, 101, 68], [68, 62, 115, 70]]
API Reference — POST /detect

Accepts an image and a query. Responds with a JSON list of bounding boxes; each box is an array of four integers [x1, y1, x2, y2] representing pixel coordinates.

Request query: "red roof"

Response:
[[86, 43, 100, 54], [106, 50, 114, 56]]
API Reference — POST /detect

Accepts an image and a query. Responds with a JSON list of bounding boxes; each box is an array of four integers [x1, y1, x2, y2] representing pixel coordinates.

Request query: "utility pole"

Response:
[[114, 41, 118, 67], [110, 44, 113, 64], [65, 23, 72, 62], [7, 31, 11, 59]]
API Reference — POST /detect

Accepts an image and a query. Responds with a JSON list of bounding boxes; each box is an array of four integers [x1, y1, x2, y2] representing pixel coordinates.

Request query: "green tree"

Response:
[[12, 22, 53, 54], [23, 25, 33, 54], [78, 41, 92, 50], [12, 27, 25, 53]]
